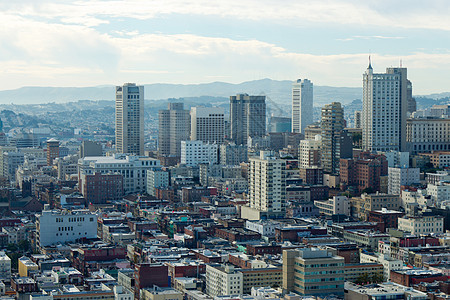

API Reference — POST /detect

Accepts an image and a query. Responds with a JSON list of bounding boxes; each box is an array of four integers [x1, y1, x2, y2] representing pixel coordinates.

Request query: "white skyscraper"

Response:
[[362, 62, 408, 152], [292, 79, 313, 134], [190, 107, 225, 143], [115, 83, 144, 155]]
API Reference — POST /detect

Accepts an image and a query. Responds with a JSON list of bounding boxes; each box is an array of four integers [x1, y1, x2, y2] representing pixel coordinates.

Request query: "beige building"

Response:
[[406, 117, 450, 154], [350, 193, 401, 220], [398, 214, 444, 235], [314, 196, 350, 216], [241, 267, 282, 294], [283, 248, 344, 297], [298, 137, 321, 168], [205, 264, 243, 297], [343, 263, 383, 283]]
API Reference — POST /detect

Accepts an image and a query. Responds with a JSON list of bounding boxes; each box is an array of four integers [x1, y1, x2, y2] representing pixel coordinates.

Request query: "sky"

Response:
[[2, 0, 450, 94]]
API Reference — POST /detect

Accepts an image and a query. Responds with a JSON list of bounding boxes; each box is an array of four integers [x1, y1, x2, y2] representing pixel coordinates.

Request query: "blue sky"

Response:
[[1, 0, 450, 94]]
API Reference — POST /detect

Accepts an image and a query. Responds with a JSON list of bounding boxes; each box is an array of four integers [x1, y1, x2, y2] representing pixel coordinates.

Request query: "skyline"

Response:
[[2, 1, 450, 94]]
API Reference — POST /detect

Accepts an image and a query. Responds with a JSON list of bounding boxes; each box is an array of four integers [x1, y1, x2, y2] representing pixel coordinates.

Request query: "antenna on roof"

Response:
[[400, 59, 403, 67]]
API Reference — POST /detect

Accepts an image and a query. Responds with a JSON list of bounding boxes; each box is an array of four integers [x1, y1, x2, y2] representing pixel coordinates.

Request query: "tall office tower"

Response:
[[292, 79, 313, 134], [190, 107, 225, 144], [354, 110, 362, 129], [249, 151, 286, 216], [115, 83, 144, 155], [406, 80, 417, 115], [47, 138, 60, 166], [321, 102, 344, 174], [158, 103, 190, 157], [230, 94, 266, 145], [362, 63, 408, 152]]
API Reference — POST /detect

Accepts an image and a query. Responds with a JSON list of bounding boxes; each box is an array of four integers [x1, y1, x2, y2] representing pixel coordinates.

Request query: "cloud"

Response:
[[338, 35, 406, 41], [3, 0, 450, 31], [1, 1, 450, 94]]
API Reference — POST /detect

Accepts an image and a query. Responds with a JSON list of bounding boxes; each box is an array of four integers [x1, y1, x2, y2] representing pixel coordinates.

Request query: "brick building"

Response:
[[214, 228, 261, 242], [79, 172, 123, 204], [135, 263, 169, 298], [340, 152, 388, 192], [368, 209, 405, 232]]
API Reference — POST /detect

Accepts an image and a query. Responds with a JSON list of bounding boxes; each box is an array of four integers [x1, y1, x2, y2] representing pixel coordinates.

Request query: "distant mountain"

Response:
[[2, 79, 448, 108], [0, 79, 362, 106]]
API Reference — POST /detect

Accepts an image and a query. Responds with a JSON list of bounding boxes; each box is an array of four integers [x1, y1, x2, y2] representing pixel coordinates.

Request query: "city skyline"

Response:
[[2, 1, 450, 94]]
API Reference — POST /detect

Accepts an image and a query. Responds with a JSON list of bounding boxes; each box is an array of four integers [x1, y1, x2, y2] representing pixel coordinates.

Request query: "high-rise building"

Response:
[[248, 151, 286, 216], [158, 103, 190, 158], [362, 63, 408, 152], [407, 80, 416, 115], [115, 83, 144, 155], [46, 138, 59, 166], [354, 110, 362, 129], [268, 117, 291, 133], [292, 79, 313, 134], [190, 107, 225, 143], [321, 102, 344, 174], [230, 94, 266, 145]]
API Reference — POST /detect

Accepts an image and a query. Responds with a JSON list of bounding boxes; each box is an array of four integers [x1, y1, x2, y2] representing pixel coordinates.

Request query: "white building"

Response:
[[427, 182, 450, 205], [245, 220, 277, 238], [181, 141, 218, 167], [314, 196, 350, 216], [360, 253, 402, 281], [398, 214, 444, 235], [248, 151, 286, 216], [115, 83, 144, 155], [362, 64, 408, 152], [292, 79, 313, 134], [36, 207, 98, 248], [388, 167, 420, 195], [0, 251, 11, 282], [401, 190, 431, 214], [190, 107, 225, 144], [205, 264, 243, 297], [381, 151, 409, 168], [298, 136, 321, 168], [113, 285, 133, 300], [146, 170, 169, 196], [78, 154, 160, 194]]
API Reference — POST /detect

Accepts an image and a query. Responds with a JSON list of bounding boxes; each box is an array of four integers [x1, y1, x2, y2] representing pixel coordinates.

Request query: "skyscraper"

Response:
[[158, 103, 190, 158], [354, 110, 362, 129], [190, 107, 225, 144], [362, 63, 408, 152], [321, 102, 344, 174], [292, 79, 313, 134], [230, 94, 266, 145], [115, 83, 144, 155]]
